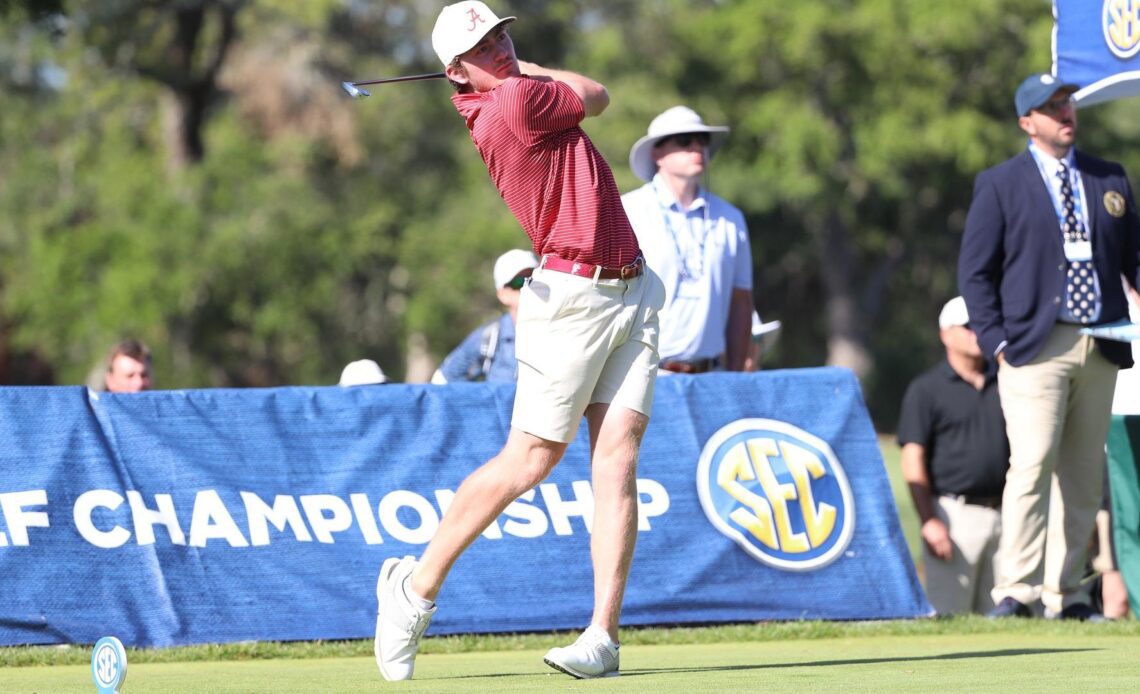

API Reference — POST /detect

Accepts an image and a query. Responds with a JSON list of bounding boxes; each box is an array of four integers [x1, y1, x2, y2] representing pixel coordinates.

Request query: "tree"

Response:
[[64, 1, 245, 171], [8, 0, 1127, 432], [601, 0, 1053, 423]]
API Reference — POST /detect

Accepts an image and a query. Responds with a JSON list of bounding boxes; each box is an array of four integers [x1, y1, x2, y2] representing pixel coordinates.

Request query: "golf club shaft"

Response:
[[349, 72, 446, 87]]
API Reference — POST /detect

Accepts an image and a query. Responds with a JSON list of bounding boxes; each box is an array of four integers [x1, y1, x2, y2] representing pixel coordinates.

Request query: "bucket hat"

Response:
[[629, 106, 729, 182]]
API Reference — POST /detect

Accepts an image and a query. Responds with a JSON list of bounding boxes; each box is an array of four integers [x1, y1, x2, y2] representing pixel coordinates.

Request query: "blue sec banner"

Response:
[[1054, 0, 1140, 105], [0, 369, 929, 647]]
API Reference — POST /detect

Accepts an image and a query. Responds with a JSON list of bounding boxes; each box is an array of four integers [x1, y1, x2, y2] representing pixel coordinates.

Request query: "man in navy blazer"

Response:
[[959, 73, 1140, 621]]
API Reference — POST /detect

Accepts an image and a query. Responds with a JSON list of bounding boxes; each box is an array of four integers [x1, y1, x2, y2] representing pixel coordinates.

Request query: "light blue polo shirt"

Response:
[[622, 175, 753, 361]]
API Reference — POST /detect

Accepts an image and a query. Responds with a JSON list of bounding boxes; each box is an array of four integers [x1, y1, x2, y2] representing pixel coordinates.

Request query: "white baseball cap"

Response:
[[629, 106, 730, 182], [339, 359, 389, 386], [492, 249, 538, 289], [938, 296, 970, 330], [431, 1, 516, 67]]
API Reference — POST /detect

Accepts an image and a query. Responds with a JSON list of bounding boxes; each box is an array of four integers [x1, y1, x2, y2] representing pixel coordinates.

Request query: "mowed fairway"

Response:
[[7, 631, 1139, 693]]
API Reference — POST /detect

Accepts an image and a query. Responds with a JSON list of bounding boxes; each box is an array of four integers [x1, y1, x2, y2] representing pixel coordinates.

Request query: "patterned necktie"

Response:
[[1057, 159, 1095, 324]]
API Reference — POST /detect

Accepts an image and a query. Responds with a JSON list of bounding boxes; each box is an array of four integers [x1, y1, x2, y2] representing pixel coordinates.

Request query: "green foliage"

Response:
[[1, 0, 1134, 427], [642, 0, 1058, 425]]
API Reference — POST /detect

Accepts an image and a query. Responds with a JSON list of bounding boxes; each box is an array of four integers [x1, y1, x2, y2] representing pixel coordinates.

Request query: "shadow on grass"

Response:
[[622, 647, 1100, 677], [430, 647, 1098, 680]]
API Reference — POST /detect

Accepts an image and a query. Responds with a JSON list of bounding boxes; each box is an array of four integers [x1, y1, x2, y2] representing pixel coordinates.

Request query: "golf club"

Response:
[[341, 72, 447, 99]]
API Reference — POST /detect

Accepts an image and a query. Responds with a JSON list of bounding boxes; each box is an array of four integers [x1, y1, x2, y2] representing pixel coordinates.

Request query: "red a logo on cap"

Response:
[[466, 8, 485, 31]]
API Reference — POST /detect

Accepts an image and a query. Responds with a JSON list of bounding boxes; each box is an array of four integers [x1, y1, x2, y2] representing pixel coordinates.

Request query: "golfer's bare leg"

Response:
[[410, 428, 567, 600], [584, 402, 648, 643]]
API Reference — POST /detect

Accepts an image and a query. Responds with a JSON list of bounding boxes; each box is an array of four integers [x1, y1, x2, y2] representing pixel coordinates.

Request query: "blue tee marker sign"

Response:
[[92, 636, 128, 693]]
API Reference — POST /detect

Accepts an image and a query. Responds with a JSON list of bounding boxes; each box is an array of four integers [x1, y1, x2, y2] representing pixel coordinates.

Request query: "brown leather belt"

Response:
[[542, 255, 644, 281], [660, 357, 719, 374]]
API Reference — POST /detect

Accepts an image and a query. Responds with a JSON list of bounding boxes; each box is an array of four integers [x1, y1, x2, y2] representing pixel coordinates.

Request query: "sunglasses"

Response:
[[659, 132, 711, 148], [1037, 96, 1074, 116], [505, 275, 528, 290]]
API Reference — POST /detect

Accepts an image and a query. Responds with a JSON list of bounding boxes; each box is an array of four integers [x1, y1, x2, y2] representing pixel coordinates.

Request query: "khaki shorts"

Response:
[[511, 265, 664, 443]]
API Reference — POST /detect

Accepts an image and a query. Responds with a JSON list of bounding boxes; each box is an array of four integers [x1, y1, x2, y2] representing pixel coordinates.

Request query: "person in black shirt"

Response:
[[898, 297, 1010, 615]]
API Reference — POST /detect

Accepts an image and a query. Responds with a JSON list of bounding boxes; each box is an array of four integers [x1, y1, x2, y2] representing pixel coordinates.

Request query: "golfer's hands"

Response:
[[921, 517, 953, 561]]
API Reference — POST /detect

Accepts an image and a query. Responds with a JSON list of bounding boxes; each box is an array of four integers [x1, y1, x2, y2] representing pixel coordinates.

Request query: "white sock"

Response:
[[586, 624, 618, 648], [403, 576, 435, 612]]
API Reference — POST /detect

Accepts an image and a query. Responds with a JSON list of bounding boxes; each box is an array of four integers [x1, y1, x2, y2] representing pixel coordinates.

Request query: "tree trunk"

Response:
[[404, 331, 435, 384], [145, 2, 238, 171], [160, 90, 207, 172], [816, 212, 873, 378]]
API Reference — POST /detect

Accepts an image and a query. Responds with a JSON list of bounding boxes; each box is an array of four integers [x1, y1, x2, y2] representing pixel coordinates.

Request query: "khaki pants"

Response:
[[924, 495, 1002, 615], [994, 324, 1118, 613]]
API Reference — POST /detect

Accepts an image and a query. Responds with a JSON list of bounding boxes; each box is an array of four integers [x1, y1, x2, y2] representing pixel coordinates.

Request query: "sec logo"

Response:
[[92, 636, 128, 694], [696, 419, 855, 571], [1104, 0, 1140, 59]]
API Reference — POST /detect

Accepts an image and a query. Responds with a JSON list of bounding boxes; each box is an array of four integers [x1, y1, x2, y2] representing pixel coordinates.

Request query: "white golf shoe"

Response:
[[374, 555, 436, 681], [543, 625, 620, 678]]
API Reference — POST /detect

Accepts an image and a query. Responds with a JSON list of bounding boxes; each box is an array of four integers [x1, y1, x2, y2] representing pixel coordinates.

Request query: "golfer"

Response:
[[373, 0, 664, 681]]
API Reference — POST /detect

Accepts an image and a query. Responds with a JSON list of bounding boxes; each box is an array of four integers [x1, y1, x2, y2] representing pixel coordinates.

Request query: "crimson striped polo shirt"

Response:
[[452, 76, 641, 269]]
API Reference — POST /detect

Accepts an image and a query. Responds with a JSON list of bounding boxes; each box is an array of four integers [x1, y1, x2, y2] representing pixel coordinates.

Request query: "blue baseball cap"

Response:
[[1014, 73, 1078, 116]]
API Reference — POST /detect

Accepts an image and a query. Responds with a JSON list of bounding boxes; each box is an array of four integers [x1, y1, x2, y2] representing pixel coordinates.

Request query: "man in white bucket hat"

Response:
[[372, 1, 665, 683], [622, 106, 754, 375]]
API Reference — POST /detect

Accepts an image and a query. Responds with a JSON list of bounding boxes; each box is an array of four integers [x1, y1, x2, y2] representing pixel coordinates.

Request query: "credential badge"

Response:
[[1104, 190, 1127, 218]]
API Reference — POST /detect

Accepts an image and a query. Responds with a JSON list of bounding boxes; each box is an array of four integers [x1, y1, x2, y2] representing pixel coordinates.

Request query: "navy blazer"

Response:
[[958, 149, 1140, 368]]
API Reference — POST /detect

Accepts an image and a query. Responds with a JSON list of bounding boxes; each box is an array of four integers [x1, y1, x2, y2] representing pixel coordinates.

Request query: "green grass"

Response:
[[5, 623, 1140, 692], [4, 618, 1138, 667]]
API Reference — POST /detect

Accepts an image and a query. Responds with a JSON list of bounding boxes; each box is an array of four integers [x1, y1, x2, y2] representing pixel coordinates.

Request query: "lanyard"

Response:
[[653, 181, 712, 281], [1028, 146, 1089, 240]]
